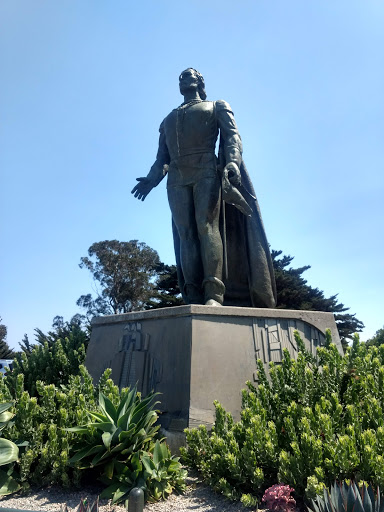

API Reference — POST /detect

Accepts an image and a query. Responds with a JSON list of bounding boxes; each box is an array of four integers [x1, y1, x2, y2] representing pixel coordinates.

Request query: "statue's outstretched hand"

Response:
[[131, 177, 154, 201], [224, 162, 241, 187]]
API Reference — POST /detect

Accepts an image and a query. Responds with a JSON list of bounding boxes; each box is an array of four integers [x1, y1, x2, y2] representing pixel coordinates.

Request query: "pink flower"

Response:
[[262, 484, 296, 512]]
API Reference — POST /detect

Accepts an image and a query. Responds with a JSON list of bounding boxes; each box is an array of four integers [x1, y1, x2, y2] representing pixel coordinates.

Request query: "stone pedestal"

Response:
[[85, 305, 342, 434]]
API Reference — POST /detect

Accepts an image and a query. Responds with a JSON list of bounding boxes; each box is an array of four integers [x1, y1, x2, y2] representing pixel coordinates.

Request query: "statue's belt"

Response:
[[172, 148, 216, 159]]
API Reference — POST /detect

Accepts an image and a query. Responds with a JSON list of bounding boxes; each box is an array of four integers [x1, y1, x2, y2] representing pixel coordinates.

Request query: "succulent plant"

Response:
[[141, 440, 187, 502], [0, 401, 21, 495], [308, 481, 384, 512], [68, 385, 160, 470], [262, 483, 296, 512], [60, 496, 99, 512]]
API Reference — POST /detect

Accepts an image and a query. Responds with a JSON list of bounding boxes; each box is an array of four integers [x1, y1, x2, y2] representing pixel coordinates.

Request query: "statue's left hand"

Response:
[[224, 162, 241, 187]]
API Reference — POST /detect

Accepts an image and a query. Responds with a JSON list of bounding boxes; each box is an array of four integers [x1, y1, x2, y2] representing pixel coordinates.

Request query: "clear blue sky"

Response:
[[1, 0, 383, 350]]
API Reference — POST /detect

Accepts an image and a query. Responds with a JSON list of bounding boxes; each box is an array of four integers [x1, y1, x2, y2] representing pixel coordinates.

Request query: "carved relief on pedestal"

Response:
[[252, 318, 325, 381], [111, 322, 162, 394]]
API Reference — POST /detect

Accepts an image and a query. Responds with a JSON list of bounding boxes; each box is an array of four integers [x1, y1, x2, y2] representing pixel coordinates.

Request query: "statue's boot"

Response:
[[203, 277, 225, 306], [184, 283, 204, 304]]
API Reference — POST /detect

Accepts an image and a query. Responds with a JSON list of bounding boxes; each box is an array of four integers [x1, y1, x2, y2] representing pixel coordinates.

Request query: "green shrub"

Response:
[[181, 332, 384, 505], [68, 386, 187, 504], [0, 365, 116, 489], [0, 359, 186, 504], [7, 326, 88, 397]]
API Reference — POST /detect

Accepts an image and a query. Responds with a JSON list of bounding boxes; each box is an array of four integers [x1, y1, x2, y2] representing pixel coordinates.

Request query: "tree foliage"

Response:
[[19, 334, 33, 355], [366, 326, 384, 347], [272, 250, 364, 347], [145, 263, 183, 309], [33, 315, 90, 350], [77, 240, 161, 318], [0, 317, 16, 359], [7, 317, 89, 397]]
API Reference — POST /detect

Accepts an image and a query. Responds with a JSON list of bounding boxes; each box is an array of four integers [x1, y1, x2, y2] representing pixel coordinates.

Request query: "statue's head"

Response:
[[179, 68, 207, 100]]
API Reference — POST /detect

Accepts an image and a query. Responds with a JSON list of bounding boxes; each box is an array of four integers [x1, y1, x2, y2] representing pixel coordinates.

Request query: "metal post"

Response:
[[128, 487, 144, 512]]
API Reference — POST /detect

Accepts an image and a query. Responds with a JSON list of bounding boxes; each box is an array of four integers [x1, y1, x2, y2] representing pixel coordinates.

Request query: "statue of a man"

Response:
[[132, 68, 276, 308]]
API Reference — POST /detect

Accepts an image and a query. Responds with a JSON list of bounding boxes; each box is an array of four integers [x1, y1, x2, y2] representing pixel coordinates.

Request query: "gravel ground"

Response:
[[0, 471, 252, 512]]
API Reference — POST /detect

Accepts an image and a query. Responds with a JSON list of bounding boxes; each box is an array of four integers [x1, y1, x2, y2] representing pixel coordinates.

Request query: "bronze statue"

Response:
[[132, 68, 276, 308]]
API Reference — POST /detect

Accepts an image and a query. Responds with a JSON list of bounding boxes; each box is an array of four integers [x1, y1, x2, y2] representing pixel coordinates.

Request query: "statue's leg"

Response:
[[167, 184, 204, 304], [193, 175, 225, 305]]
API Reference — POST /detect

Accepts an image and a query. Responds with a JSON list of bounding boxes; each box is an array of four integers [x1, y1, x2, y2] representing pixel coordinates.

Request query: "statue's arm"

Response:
[[147, 121, 171, 185], [131, 121, 170, 201], [216, 100, 243, 185]]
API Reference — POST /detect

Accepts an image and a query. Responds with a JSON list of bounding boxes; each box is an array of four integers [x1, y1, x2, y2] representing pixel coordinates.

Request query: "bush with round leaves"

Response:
[[181, 331, 384, 507]]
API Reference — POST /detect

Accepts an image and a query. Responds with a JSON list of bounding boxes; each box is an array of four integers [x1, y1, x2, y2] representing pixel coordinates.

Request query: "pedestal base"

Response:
[[85, 305, 342, 433]]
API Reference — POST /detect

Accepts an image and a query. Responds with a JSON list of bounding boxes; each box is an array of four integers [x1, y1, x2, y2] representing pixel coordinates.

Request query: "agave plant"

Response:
[[68, 387, 187, 505], [0, 402, 20, 495], [308, 481, 384, 512], [61, 496, 99, 512], [68, 385, 160, 478]]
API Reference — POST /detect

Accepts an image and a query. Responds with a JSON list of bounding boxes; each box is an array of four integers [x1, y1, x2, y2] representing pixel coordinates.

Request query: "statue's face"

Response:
[[179, 69, 199, 95]]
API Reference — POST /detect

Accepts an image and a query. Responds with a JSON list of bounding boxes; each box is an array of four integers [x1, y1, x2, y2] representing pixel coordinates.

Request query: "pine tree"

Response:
[[272, 250, 364, 347], [19, 333, 34, 354], [145, 263, 183, 309], [34, 315, 90, 351]]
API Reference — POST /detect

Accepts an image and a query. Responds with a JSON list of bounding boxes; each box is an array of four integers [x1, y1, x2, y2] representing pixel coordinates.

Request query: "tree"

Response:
[[272, 250, 364, 348], [7, 315, 90, 396], [19, 334, 34, 354], [145, 263, 184, 309], [33, 315, 90, 351], [18, 317, 88, 356], [366, 326, 384, 347], [77, 240, 161, 319], [0, 317, 16, 359]]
